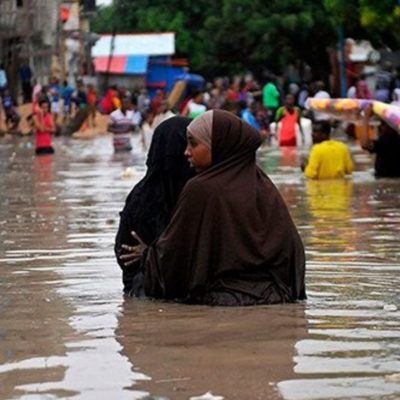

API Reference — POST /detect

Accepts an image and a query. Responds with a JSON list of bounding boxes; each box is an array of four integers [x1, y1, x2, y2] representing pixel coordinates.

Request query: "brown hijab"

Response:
[[144, 110, 306, 306], [186, 110, 213, 149]]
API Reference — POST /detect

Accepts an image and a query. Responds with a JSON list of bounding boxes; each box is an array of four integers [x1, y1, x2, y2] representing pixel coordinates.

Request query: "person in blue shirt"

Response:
[[241, 101, 260, 129], [1, 89, 20, 132], [72, 80, 87, 110], [19, 62, 32, 104], [48, 77, 61, 125], [240, 101, 268, 139], [0, 63, 7, 95], [61, 80, 74, 119]]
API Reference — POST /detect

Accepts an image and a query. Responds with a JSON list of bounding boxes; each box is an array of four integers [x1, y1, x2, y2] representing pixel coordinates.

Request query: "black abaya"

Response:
[[114, 117, 194, 293]]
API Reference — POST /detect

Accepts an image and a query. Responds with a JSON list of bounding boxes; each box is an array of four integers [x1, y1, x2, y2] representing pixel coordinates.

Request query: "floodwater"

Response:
[[0, 132, 399, 400]]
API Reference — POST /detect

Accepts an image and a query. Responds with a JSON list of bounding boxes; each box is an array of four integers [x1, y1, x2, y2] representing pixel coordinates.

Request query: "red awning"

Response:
[[94, 55, 148, 75], [94, 56, 127, 74]]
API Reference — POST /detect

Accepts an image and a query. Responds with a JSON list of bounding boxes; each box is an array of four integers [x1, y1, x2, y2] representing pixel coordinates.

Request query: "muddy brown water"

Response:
[[0, 134, 399, 400]]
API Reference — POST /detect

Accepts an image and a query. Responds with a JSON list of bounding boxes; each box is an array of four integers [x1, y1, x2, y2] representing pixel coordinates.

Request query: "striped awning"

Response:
[[94, 55, 148, 75]]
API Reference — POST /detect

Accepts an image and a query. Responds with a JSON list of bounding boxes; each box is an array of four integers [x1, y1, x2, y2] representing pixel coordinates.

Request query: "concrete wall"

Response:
[[0, 0, 61, 92]]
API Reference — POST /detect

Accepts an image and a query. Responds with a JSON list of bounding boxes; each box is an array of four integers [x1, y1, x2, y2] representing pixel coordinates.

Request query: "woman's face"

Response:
[[185, 133, 212, 173]]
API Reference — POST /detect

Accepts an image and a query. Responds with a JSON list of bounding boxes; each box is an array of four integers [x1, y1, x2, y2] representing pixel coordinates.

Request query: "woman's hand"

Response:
[[119, 231, 148, 267]]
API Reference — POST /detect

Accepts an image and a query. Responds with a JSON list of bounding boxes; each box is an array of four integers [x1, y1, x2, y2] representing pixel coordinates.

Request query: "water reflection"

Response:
[[305, 179, 359, 259], [0, 147, 74, 399], [117, 300, 307, 400], [276, 151, 400, 399], [0, 137, 148, 399]]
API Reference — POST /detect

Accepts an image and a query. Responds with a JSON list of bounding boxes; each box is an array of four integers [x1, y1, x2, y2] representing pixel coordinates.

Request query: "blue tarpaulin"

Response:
[[125, 55, 148, 74], [175, 73, 205, 88]]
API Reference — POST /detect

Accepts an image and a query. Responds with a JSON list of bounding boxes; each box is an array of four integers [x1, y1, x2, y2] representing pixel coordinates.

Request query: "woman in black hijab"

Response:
[[143, 110, 306, 306], [115, 116, 194, 294]]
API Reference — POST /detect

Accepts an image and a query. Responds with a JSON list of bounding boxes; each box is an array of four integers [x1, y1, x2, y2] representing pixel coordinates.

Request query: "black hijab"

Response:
[[115, 116, 194, 292], [144, 110, 306, 306]]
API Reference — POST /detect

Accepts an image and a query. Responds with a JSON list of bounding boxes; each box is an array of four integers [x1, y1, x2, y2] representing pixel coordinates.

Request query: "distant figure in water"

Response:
[[275, 94, 303, 146], [33, 99, 55, 155], [127, 110, 306, 306], [361, 104, 400, 178], [114, 117, 194, 294], [302, 121, 353, 180], [108, 97, 135, 152]]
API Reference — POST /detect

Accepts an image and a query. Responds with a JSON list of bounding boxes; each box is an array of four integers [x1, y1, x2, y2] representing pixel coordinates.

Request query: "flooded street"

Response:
[[1, 133, 399, 400]]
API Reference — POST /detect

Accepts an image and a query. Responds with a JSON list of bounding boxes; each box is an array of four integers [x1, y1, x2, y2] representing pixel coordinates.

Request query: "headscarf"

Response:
[[144, 110, 306, 306], [186, 110, 213, 149], [114, 117, 194, 293]]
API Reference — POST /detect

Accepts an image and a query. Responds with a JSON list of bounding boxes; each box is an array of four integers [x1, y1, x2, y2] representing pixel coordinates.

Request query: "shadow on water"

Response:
[[0, 135, 399, 399]]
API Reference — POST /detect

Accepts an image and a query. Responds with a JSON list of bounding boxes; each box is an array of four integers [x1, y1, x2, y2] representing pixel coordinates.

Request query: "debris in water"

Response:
[[155, 377, 191, 383], [383, 304, 398, 312], [189, 392, 224, 400], [385, 373, 400, 382], [121, 167, 136, 179]]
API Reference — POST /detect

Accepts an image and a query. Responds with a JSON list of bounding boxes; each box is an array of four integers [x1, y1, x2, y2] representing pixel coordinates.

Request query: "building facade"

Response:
[[0, 0, 61, 96]]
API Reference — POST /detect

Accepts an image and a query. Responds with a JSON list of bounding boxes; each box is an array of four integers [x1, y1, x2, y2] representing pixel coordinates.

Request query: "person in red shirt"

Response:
[[226, 82, 240, 102], [275, 94, 304, 146], [33, 99, 55, 155]]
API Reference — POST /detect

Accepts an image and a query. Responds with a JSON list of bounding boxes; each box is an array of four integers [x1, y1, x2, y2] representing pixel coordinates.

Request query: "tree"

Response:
[[359, 1, 400, 47], [91, 0, 398, 79], [324, 0, 400, 46]]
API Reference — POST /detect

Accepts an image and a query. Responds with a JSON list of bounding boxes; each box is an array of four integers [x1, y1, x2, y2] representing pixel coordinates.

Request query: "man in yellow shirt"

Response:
[[303, 121, 353, 179]]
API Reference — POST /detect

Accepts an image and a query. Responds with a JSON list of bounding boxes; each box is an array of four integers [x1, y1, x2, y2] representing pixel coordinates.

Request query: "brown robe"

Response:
[[144, 110, 306, 306]]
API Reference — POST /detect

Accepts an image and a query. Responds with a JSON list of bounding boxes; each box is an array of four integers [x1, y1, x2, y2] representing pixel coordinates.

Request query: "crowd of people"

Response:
[[1, 63, 400, 161], [111, 69, 400, 306], [113, 102, 399, 305], [1, 63, 400, 306], [102, 68, 400, 179], [0, 75, 99, 154]]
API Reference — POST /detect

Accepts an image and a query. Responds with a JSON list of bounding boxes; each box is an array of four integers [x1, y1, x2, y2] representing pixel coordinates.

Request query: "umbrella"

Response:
[[306, 98, 400, 132]]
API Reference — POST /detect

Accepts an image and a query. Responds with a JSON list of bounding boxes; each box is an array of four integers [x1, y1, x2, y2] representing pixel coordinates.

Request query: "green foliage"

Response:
[[91, 0, 399, 78], [360, 1, 400, 43], [324, 0, 400, 48], [90, 5, 116, 33]]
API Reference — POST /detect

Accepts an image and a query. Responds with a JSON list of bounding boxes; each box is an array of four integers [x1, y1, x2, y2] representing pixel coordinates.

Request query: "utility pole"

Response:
[[103, 0, 129, 91], [60, 26, 66, 82], [104, 27, 116, 91], [337, 24, 347, 98], [76, 0, 84, 77]]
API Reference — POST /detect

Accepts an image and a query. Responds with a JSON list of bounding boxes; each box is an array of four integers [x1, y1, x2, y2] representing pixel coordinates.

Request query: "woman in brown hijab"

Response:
[[142, 109, 306, 306]]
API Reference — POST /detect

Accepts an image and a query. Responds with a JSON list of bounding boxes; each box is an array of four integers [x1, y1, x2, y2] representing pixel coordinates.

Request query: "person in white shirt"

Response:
[[181, 91, 207, 119], [313, 81, 331, 122], [131, 99, 142, 128], [391, 88, 400, 107], [140, 101, 175, 152], [153, 100, 175, 129], [108, 97, 135, 152], [141, 111, 155, 152]]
